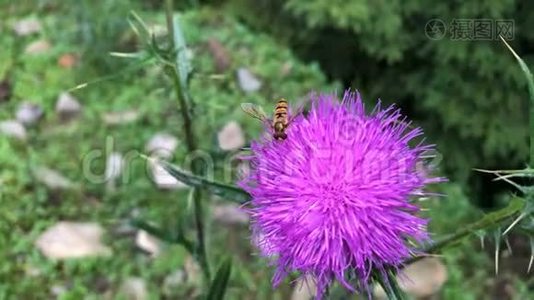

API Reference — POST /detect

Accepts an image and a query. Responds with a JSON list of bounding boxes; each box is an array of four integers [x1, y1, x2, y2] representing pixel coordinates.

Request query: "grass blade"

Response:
[[206, 257, 233, 300]]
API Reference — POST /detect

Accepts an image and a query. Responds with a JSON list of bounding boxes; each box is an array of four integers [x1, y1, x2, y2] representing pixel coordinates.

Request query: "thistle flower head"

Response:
[[239, 90, 443, 298]]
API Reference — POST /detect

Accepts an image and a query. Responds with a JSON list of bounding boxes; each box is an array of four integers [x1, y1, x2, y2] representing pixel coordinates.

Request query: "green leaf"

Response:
[[500, 36, 534, 107], [130, 219, 194, 254], [172, 14, 191, 89], [206, 257, 233, 300], [159, 160, 251, 204], [130, 219, 174, 241], [127, 11, 151, 41], [500, 36, 534, 166]]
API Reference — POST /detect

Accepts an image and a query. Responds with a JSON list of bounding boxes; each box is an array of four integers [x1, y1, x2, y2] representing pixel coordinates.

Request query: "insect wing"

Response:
[[241, 103, 269, 122], [288, 101, 306, 123]]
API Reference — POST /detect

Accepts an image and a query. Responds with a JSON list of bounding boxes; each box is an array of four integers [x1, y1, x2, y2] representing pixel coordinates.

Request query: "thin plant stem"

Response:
[[165, 0, 196, 152], [192, 187, 210, 278], [165, 0, 210, 280]]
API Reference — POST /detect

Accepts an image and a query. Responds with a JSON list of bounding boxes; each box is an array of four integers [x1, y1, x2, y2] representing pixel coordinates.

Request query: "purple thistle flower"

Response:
[[239, 90, 444, 298]]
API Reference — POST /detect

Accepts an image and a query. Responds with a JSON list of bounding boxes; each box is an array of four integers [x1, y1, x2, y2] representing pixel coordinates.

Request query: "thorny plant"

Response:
[[100, 0, 534, 296]]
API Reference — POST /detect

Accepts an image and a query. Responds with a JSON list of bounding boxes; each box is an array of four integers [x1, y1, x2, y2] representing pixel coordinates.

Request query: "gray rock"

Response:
[[217, 121, 245, 151], [237, 68, 262, 92], [24, 264, 41, 277], [374, 257, 447, 299], [33, 167, 73, 190], [55, 92, 82, 120], [212, 203, 249, 225], [162, 270, 186, 296], [119, 277, 148, 300], [184, 255, 201, 284], [0, 120, 27, 140], [102, 110, 140, 125], [145, 133, 178, 159], [400, 257, 447, 297], [50, 284, 67, 297], [135, 230, 161, 257], [12, 18, 42, 36], [291, 275, 316, 300], [35, 222, 112, 259], [24, 39, 51, 55], [148, 161, 188, 190], [16, 102, 43, 125]]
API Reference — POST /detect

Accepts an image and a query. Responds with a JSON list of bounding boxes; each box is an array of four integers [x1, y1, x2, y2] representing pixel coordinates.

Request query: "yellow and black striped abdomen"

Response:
[[273, 98, 288, 126]]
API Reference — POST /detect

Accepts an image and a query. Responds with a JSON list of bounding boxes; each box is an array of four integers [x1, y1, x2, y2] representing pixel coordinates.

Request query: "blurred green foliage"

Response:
[[0, 1, 332, 298], [224, 0, 533, 205], [1, 0, 533, 298]]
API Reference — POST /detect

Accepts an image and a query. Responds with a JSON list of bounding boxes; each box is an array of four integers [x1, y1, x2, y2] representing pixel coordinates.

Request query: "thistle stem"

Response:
[[373, 269, 407, 300], [406, 197, 525, 265], [165, 0, 210, 280], [165, 0, 196, 152]]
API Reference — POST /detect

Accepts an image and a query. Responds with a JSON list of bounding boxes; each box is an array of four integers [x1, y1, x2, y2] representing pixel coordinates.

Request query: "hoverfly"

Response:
[[241, 98, 304, 140]]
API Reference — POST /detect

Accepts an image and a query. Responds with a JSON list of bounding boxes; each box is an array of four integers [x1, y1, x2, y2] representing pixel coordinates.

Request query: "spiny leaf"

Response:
[[491, 173, 524, 192], [127, 10, 151, 41], [474, 168, 534, 174], [474, 168, 530, 192], [528, 237, 534, 273], [475, 230, 486, 249], [139, 154, 250, 203], [468, 197, 524, 231], [68, 55, 153, 92], [500, 36, 534, 167], [500, 36, 534, 99], [159, 159, 251, 204], [504, 236, 512, 254], [503, 212, 526, 235], [206, 257, 233, 300], [109, 51, 144, 58], [493, 228, 502, 275]]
